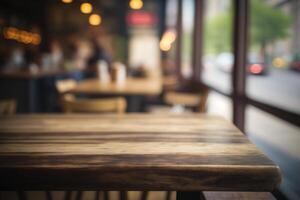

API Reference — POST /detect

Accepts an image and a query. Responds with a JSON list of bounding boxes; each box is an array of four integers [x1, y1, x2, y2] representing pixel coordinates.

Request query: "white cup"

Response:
[[97, 60, 110, 84]]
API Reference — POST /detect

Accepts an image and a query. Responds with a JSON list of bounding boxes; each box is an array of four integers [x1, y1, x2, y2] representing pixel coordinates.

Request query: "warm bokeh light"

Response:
[[160, 30, 176, 52], [160, 41, 171, 52], [129, 0, 143, 10], [89, 14, 101, 26], [62, 0, 73, 4], [272, 57, 287, 68], [164, 31, 176, 43], [3, 27, 41, 45], [80, 3, 93, 14]]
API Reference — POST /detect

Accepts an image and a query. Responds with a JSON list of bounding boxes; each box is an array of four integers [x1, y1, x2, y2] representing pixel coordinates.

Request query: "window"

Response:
[[246, 106, 300, 199], [181, 0, 194, 78], [246, 0, 300, 114], [191, 1, 300, 198], [201, 0, 234, 94]]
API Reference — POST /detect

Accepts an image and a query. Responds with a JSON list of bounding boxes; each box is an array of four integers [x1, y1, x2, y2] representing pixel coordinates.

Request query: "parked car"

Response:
[[291, 60, 300, 72], [247, 62, 268, 75], [216, 52, 268, 75], [247, 53, 268, 75], [290, 54, 300, 72]]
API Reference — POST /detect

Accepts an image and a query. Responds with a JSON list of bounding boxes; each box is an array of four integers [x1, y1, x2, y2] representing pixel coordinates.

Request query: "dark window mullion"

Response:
[[232, 0, 249, 132], [192, 0, 204, 82], [176, 0, 183, 81]]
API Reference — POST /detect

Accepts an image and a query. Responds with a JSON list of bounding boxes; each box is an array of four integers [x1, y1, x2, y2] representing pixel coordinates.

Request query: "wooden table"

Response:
[[0, 114, 281, 199], [68, 75, 163, 112], [68, 77, 162, 96]]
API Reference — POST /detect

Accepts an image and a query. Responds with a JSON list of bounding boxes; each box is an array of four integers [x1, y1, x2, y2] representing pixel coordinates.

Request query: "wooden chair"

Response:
[[55, 79, 77, 94], [55, 79, 127, 200], [164, 89, 209, 113], [61, 97, 126, 199], [62, 97, 127, 114], [0, 99, 17, 115], [56, 79, 127, 114]]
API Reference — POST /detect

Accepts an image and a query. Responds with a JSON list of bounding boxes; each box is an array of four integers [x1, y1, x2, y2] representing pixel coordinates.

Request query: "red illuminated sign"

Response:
[[126, 11, 157, 26]]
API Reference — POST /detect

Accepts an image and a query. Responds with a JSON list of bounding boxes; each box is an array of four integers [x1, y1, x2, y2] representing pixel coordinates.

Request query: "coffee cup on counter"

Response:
[[97, 60, 110, 84], [111, 62, 126, 85]]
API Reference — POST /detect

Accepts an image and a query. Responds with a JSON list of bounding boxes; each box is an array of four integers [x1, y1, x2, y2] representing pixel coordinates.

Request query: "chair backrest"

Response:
[[0, 100, 17, 115], [62, 97, 127, 114], [55, 79, 77, 94], [165, 92, 201, 106], [164, 89, 209, 113], [56, 79, 77, 110]]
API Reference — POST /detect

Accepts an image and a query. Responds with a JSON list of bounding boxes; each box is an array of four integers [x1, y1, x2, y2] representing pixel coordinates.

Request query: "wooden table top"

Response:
[[0, 114, 281, 191], [68, 77, 162, 96]]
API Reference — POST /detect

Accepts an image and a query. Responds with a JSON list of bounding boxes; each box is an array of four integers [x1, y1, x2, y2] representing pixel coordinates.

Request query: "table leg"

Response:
[[176, 191, 206, 200]]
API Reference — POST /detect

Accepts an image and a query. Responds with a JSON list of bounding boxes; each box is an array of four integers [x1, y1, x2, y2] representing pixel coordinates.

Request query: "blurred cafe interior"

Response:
[[0, 0, 299, 200]]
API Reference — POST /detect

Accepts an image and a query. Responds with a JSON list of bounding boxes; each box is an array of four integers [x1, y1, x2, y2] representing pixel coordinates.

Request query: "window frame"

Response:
[[174, 0, 300, 130]]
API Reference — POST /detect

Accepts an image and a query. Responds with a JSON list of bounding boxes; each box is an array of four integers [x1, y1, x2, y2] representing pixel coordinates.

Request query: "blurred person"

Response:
[[5, 46, 26, 70], [88, 38, 112, 67], [77, 40, 92, 69], [64, 38, 92, 70], [51, 40, 63, 67], [24, 45, 41, 73], [41, 39, 63, 71], [63, 36, 92, 81]]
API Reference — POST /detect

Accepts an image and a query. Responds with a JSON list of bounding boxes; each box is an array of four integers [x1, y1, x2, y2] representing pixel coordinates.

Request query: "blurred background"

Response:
[[0, 0, 299, 199]]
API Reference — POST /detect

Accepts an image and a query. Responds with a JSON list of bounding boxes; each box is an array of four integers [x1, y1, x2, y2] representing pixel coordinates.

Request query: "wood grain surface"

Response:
[[68, 77, 162, 96], [0, 114, 281, 191]]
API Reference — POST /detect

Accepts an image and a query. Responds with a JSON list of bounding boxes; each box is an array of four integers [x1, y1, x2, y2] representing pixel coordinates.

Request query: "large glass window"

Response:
[[197, 1, 300, 199], [201, 0, 234, 94], [181, 0, 195, 78], [246, 106, 300, 199], [246, 0, 300, 114]]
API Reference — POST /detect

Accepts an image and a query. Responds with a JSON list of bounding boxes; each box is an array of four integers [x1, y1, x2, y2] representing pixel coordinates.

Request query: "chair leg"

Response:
[[75, 191, 82, 200], [45, 191, 52, 200], [165, 191, 171, 200], [104, 191, 109, 200], [17, 191, 27, 200], [176, 191, 206, 200], [95, 191, 100, 200], [64, 191, 72, 200], [119, 191, 127, 200], [140, 191, 148, 200]]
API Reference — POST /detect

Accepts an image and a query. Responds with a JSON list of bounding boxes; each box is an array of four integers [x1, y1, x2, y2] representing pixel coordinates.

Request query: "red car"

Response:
[[247, 62, 268, 75], [291, 60, 300, 72]]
